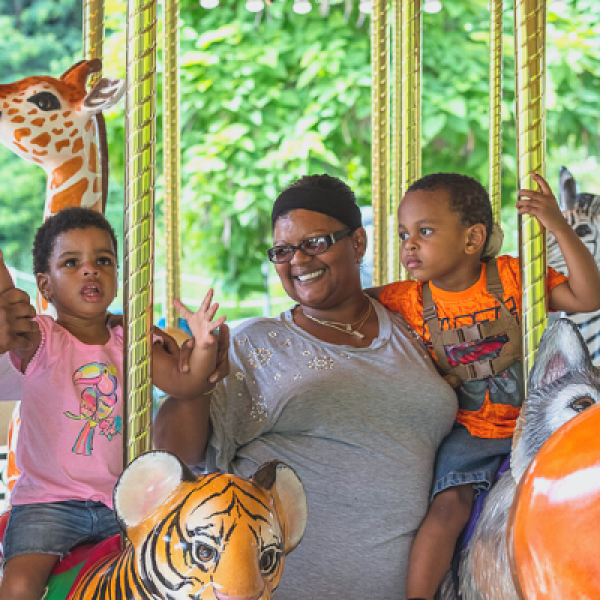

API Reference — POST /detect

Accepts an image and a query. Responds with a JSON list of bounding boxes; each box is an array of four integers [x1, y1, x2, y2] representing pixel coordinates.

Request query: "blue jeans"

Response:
[[3, 500, 120, 562], [431, 422, 512, 499]]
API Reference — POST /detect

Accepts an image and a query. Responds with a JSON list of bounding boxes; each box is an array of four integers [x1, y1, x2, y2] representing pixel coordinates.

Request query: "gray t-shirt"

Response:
[[207, 298, 457, 599]]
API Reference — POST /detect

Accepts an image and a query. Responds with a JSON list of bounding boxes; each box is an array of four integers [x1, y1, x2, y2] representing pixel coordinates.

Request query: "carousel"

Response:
[[0, 0, 598, 598]]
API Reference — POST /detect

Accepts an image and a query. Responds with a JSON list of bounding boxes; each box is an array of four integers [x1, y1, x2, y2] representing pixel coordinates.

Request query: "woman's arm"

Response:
[[153, 324, 229, 465], [516, 173, 600, 313], [153, 393, 212, 464]]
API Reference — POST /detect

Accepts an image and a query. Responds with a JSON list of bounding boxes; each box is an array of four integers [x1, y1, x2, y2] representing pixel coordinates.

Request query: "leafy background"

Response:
[[1, 0, 600, 318]]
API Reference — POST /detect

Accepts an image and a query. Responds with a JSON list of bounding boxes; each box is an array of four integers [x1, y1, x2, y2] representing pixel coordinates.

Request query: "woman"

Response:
[[154, 174, 457, 599]]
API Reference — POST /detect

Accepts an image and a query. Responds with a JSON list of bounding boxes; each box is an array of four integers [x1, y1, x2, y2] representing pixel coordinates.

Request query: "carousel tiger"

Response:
[[547, 166, 600, 365], [41, 451, 307, 600]]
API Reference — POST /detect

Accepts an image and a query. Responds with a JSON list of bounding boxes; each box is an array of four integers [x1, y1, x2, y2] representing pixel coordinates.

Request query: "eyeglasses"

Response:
[[267, 228, 352, 263]]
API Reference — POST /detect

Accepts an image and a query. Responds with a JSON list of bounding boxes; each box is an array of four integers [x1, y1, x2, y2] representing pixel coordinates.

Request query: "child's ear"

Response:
[[465, 223, 487, 256], [36, 272, 51, 302]]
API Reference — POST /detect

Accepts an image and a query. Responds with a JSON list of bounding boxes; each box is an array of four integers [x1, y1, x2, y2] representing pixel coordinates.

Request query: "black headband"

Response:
[[271, 185, 363, 230]]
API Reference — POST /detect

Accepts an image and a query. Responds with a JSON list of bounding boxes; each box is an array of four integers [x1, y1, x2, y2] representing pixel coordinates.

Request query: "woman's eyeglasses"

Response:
[[267, 228, 351, 263]]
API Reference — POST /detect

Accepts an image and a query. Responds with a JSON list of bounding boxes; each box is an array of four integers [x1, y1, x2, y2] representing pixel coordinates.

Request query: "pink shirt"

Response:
[[9, 315, 124, 508]]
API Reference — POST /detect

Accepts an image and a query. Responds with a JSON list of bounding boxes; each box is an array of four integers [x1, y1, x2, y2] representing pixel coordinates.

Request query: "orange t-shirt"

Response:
[[379, 255, 568, 438]]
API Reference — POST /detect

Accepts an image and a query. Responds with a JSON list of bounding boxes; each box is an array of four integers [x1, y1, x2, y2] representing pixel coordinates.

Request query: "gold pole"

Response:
[[163, 0, 181, 329], [514, 0, 546, 383], [390, 0, 401, 281], [371, 0, 389, 286], [489, 0, 503, 223], [398, 0, 421, 281], [123, 0, 157, 463], [83, 0, 104, 84]]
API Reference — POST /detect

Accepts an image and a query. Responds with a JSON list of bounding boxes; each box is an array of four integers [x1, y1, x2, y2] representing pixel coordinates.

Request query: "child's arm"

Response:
[[0, 250, 39, 363], [516, 173, 600, 313], [151, 289, 227, 401]]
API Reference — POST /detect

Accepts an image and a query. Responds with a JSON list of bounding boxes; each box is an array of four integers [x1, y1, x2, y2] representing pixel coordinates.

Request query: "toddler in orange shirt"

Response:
[[369, 172, 600, 600]]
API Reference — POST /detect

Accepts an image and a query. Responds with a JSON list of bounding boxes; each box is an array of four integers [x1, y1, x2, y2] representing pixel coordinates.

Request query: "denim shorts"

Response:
[[431, 422, 512, 499], [2, 500, 121, 563]]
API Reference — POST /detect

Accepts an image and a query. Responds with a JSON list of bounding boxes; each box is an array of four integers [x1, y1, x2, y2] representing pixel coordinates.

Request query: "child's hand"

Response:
[[173, 289, 226, 351], [516, 173, 569, 236], [0, 249, 15, 294]]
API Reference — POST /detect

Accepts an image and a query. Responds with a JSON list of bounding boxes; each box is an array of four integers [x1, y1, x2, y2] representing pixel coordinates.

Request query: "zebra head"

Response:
[[547, 166, 600, 275]]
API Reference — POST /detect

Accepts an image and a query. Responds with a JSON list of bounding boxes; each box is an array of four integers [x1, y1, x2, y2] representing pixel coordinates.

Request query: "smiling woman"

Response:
[[153, 174, 457, 599]]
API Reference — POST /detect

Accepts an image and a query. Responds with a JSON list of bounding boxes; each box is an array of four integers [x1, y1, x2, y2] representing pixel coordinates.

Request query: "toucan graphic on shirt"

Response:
[[65, 362, 122, 456]]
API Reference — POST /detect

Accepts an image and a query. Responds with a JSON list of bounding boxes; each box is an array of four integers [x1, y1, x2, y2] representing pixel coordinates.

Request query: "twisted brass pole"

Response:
[[163, 0, 181, 329], [398, 0, 421, 281], [83, 0, 104, 84], [371, 0, 389, 286], [514, 0, 547, 384], [123, 0, 158, 463], [489, 0, 503, 223], [390, 0, 402, 281]]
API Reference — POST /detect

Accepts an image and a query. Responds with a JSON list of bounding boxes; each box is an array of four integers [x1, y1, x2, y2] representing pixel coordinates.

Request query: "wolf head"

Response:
[[511, 318, 600, 481]]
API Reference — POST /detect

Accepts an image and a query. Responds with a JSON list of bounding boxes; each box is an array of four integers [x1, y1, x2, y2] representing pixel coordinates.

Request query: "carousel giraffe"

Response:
[[0, 58, 125, 501], [0, 58, 124, 220]]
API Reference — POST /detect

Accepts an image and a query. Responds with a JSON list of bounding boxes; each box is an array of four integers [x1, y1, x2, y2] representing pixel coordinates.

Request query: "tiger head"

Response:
[[113, 451, 307, 600]]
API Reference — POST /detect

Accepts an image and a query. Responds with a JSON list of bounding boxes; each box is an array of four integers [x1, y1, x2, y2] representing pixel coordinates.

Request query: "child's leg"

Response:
[[406, 483, 474, 600], [0, 553, 60, 600]]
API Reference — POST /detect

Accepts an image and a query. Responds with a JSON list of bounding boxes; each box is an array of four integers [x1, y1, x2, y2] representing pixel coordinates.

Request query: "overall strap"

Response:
[[422, 259, 522, 381]]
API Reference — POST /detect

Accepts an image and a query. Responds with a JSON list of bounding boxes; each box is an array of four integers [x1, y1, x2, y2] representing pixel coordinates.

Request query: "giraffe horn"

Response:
[[61, 59, 102, 91]]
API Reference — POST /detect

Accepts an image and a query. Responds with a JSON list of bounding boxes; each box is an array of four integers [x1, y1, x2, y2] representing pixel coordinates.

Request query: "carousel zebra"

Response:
[[547, 166, 600, 365]]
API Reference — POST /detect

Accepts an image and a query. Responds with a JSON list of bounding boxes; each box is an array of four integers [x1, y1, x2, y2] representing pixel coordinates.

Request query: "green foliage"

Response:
[[2, 0, 600, 304]]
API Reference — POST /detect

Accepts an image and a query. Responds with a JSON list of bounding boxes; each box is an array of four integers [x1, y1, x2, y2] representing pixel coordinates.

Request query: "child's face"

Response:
[[398, 188, 479, 290], [37, 226, 118, 320]]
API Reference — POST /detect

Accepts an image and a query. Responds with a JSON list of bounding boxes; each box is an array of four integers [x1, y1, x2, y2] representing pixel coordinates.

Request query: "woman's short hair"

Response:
[[271, 174, 362, 231]]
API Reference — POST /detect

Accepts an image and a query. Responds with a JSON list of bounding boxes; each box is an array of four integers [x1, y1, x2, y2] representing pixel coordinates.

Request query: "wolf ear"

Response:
[[559, 166, 577, 211], [528, 318, 592, 392]]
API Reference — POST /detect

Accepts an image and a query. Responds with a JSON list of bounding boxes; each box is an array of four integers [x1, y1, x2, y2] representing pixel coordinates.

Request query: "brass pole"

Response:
[[398, 0, 421, 281], [390, 0, 401, 281], [514, 0, 546, 384], [371, 0, 389, 286], [489, 0, 503, 223], [83, 0, 104, 84], [123, 0, 158, 463], [163, 0, 181, 329]]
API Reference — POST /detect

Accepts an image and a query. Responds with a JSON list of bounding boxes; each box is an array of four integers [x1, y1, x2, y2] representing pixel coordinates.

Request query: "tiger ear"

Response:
[[252, 461, 307, 554], [114, 451, 194, 528]]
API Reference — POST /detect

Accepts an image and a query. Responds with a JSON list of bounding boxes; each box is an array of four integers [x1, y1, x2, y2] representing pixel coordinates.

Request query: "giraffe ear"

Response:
[[60, 59, 102, 90], [83, 78, 126, 113]]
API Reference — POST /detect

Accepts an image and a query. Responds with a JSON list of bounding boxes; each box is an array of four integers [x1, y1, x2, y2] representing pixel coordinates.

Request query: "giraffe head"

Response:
[[0, 59, 125, 216]]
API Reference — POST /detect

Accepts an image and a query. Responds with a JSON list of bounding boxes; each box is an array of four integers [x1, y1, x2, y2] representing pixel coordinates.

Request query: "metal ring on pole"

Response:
[[371, 0, 389, 286], [124, 0, 158, 464], [514, 0, 547, 385], [163, 0, 181, 330]]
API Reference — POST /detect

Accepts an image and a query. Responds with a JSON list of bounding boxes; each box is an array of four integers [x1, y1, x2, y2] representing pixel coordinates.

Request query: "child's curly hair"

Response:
[[33, 207, 118, 275], [406, 173, 493, 255]]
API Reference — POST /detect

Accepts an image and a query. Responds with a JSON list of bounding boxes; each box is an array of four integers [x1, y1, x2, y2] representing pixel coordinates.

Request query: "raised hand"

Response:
[[173, 289, 226, 351], [0, 249, 15, 293], [516, 173, 569, 236]]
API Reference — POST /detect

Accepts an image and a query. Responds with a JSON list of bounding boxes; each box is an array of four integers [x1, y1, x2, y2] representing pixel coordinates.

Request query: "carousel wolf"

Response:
[[440, 318, 600, 600]]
